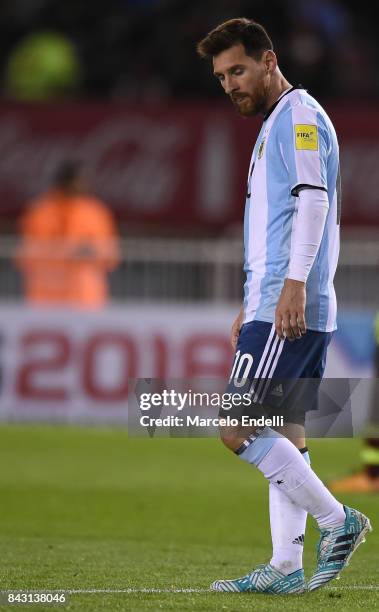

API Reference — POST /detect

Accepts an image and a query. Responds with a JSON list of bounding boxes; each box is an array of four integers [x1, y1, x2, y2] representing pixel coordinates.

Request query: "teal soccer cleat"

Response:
[[210, 563, 306, 594], [308, 505, 372, 591]]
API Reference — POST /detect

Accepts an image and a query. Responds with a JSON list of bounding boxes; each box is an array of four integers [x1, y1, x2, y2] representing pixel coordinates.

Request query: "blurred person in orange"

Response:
[[330, 311, 379, 493], [16, 160, 119, 308]]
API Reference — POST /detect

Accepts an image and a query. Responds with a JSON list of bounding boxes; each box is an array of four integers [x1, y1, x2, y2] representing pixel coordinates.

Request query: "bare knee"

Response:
[[220, 434, 240, 451], [219, 425, 257, 452]]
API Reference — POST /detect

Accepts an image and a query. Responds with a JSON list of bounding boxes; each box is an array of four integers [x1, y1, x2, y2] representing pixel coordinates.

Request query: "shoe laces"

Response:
[[315, 526, 333, 559], [246, 563, 272, 586], [254, 563, 271, 574]]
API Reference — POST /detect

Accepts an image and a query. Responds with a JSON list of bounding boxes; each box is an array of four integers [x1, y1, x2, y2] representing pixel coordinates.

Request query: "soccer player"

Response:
[[197, 18, 371, 594]]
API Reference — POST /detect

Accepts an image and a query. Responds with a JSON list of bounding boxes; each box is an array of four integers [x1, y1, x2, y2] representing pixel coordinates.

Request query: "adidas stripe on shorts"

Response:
[[222, 320, 332, 424]]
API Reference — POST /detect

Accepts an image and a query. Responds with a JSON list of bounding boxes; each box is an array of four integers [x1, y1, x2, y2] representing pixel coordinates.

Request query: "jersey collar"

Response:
[[263, 85, 305, 122]]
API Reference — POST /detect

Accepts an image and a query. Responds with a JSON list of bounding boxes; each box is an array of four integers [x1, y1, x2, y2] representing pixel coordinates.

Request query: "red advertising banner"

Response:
[[0, 304, 373, 424], [0, 102, 378, 229]]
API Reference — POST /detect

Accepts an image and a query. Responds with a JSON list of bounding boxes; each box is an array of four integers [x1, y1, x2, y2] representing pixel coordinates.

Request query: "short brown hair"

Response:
[[197, 17, 273, 61]]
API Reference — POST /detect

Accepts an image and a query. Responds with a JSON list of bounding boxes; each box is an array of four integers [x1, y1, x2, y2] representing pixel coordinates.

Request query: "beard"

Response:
[[231, 86, 268, 117]]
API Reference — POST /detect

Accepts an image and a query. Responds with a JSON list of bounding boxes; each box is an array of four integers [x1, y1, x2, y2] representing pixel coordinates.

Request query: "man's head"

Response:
[[53, 160, 88, 195], [197, 18, 277, 117]]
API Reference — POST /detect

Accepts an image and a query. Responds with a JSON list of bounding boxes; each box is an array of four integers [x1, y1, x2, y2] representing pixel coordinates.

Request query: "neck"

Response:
[[263, 72, 292, 115]]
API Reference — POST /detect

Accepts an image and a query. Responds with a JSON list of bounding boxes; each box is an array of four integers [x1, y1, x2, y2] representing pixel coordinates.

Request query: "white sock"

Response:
[[269, 449, 310, 575], [238, 429, 346, 528]]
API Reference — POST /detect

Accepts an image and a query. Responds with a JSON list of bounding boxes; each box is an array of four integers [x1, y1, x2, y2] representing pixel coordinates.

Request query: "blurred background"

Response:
[[0, 0, 377, 421]]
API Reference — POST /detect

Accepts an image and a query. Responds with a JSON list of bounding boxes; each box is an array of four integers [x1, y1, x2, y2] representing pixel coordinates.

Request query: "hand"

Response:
[[275, 279, 306, 341], [71, 243, 96, 259], [231, 306, 244, 350]]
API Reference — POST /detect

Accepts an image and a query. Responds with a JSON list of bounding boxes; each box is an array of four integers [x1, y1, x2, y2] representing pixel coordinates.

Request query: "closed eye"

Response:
[[214, 65, 245, 81]]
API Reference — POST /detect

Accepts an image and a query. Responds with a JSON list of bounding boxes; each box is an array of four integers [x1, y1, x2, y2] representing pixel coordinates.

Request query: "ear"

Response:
[[263, 50, 277, 74]]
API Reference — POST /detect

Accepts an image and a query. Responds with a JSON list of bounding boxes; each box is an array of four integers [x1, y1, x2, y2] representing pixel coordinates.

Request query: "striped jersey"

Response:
[[243, 86, 340, 332]]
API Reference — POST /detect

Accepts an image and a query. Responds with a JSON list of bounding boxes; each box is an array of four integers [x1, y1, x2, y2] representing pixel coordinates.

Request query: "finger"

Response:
[[290, 314, 301, 339], [282, 313, 295, 342], [231, 329, 239, 349], [275, 313, 284, 339], [298, 316, 306, 335]]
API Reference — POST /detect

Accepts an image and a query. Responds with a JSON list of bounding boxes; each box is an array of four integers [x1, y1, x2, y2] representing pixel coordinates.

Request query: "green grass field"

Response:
[[0, 425, 378, 611]]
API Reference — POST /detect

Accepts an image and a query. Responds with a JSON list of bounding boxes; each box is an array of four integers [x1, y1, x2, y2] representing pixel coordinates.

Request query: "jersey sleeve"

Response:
[[277, 104, 330, 197]]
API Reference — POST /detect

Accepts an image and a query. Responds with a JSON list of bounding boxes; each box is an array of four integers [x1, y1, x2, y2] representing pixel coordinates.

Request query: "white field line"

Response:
[[65, 585, 379, 593], [1, 586, 379, 595]]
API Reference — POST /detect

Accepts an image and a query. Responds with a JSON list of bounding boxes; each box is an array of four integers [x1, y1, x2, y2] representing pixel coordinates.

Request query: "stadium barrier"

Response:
[[0, 236, 378, 306]]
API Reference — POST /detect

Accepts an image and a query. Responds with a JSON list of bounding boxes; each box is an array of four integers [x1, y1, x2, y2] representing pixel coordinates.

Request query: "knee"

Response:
[[220, 434, 238, 451], [219, 425, 259, 452], [219, 427, 246, 452]]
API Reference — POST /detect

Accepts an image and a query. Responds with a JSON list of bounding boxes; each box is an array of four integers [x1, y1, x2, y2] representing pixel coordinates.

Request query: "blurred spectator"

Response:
[[16, 161, 119, 308]]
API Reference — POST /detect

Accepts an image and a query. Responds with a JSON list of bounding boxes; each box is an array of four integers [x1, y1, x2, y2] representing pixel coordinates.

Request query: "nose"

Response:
[[223, 75, 238, 96]]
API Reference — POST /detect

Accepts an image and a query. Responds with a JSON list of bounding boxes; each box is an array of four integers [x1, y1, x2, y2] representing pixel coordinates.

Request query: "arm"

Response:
[[275, 188, 329, 340], [69, 204, 119, 270], [275, 103, 331, 340]]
